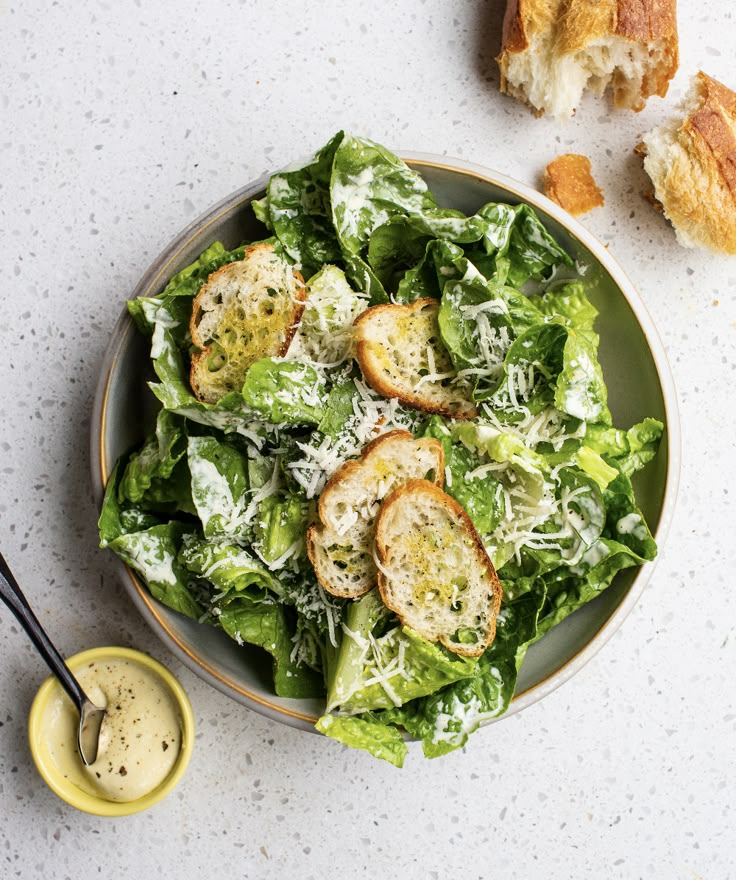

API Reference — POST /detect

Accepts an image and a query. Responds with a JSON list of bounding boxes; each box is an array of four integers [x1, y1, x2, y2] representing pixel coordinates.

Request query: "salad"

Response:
[[98, 132, 662, 766]]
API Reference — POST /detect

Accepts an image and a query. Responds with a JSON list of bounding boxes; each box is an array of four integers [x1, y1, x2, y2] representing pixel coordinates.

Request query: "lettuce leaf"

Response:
[[253, 132, 343, 278], [177, 533, 275, 601], [497, 203, 573, 285], [108, 522, 202, 619], [117, 410, 191, 508], [422, 416, 504, 537], [586, 418, 664, 477], [186, 434, 252, 541], [178, 534, 321, 698], [315, 714, 407, 768], [330, 134, 438, 257], [367, 211, 487, 294], [326, 590, 476, 714], [217, 600, 323, 699], [373, 589, 544, 758], [241, 358, 326, 425], [252, 494, 307, 568]]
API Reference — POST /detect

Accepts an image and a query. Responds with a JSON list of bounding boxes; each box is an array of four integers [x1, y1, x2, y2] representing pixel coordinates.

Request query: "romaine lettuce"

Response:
[[100, 132, 663, 765]]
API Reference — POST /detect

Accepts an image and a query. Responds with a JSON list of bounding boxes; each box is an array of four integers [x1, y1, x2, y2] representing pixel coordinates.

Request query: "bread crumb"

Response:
[[543, 154, 604, 216]]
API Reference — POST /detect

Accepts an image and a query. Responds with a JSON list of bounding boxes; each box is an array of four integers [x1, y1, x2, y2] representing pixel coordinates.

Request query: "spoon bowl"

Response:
[[78, 701, 107, 767]]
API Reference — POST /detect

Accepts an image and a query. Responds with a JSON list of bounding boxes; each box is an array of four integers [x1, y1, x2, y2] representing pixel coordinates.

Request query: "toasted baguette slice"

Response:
[[543, 153, 605, 216], [306, 431, 444, 599], [497, 0, 678, 121], [639, 71, 736, 255], [375, 479, 502, 658], [354, 298, 476, 420], [189, 243, 306, 403]]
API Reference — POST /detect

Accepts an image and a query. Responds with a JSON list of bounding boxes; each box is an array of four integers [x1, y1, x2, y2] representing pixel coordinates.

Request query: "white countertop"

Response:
[[2, 2, 734, 877]]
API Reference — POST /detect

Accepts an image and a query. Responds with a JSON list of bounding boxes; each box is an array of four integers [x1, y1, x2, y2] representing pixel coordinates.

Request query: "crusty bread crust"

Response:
[[497, 0, 678, 118], [354, 298, 477, 420], [616, 0, 678, 103], [543, 153, 605, 216], [306, 431, 445, 599], [688, 74, 736, 197], [499, 0, 533, 58], [615, 0, 677, 45], [374, 479, 503, 658], [640, 71, 736, 255], [189, 243, 306, 402]]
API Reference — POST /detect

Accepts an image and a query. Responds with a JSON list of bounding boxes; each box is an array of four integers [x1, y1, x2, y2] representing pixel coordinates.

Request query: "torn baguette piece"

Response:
[[543, 153, 605, 216], [189, 242, 306, 403], [497, 0, 678, 121], [306, 431, 444, 599], [375, 479, 503, 658], [354, 298, 477, 420], [638, 71, 736, 255]]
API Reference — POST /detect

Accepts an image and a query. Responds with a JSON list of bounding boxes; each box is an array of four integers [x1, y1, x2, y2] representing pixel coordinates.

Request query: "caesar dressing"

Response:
[[42, 658, 182, 803]]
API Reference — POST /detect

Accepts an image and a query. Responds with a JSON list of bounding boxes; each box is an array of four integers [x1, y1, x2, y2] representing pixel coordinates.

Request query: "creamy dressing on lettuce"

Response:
[[113, 531, 179, 587], [188, 447, 249, 536]]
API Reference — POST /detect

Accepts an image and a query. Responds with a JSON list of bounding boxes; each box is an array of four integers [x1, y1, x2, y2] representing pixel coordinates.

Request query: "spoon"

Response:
[[0, 551, 106, 766]]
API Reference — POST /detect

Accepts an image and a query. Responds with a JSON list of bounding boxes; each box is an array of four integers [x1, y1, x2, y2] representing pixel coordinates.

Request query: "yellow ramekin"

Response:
[[28, 646, 195, 816]]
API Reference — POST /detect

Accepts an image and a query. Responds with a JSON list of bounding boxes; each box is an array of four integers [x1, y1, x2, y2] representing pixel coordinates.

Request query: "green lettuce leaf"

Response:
[[326, 590, 476, 714], [315, 713, 407, 768], [252, 494, 307, 568], [99, 458, 170, 546], [241, 358, 326, 425], [118, 410, 189, 505], [536, 471, 657, 635], [480, 319, 611, 425], [422, 416, 504, 537], [537, 282, 598, 339], [217, 600, 323, 699], [367, 211, 487, 294], [330, 134, 438, 257], [554, 327, 611, 425], [98, 460, 129, 547], [254, 133, 344, 278], [476, 202, 518, 256], [494, 203, 573, 286], [287, 265, 368, 366], [108, 522, 202, 619], [178, 534, 322, 698], [186, 434, 252, 541], [178, 533, 276, 602], [316, 378, 359, 437], [437, 247, 514, 374], [586, 418, 663, 477], [382, 590, 544, 758]]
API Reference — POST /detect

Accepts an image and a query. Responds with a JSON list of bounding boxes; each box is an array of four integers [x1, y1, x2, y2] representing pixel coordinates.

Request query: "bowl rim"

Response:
[[90, 151, 681, 733], [28, 646, 195, 816]]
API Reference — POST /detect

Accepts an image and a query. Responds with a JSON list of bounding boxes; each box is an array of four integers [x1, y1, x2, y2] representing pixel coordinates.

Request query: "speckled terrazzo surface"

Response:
[[1, 1, 734, 877]]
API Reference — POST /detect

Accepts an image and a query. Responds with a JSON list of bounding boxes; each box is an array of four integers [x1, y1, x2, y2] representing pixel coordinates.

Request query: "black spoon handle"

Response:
[[0, 551, 86, 712]]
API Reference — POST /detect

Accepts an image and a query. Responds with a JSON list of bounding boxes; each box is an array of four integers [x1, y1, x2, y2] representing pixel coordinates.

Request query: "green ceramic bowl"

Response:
[[90, 155, 680, 733]]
